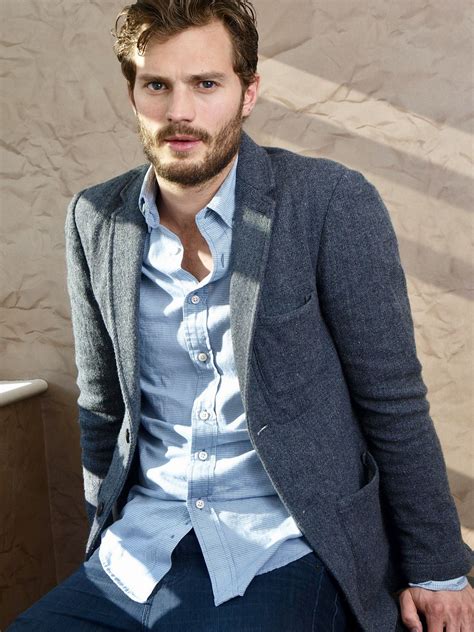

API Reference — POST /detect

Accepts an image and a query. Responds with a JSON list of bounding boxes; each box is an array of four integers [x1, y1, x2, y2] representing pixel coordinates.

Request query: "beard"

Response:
[[137, 95, 244, 187]]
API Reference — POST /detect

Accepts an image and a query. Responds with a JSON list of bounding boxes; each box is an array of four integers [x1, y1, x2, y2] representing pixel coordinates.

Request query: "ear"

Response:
[[128, 82, 137, 115], [242, 74, 260, 117]]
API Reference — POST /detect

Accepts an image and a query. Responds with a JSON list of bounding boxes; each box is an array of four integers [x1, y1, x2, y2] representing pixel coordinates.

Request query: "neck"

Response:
[[155, 155, 237, 230]]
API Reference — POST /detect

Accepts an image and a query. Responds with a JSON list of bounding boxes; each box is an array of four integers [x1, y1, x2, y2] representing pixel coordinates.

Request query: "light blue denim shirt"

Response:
[[99, 156, 467, 603], [98, 157, 313, 606]]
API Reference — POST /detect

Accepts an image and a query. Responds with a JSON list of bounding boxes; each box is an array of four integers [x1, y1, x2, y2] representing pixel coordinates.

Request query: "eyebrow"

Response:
[[137, 72, 228, 84]]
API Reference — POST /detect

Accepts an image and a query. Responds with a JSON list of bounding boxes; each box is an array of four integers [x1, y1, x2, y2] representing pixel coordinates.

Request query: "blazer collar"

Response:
[[235, 131, 276, 198]]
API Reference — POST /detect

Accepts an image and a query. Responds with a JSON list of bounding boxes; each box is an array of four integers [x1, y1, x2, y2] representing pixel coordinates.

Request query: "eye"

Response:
[[199, 80, 217, 90], [147, 81, 165, 91]]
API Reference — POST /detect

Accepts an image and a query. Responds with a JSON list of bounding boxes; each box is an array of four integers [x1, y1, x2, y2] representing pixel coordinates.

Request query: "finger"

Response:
[[424, 612, 446, 632], [445, 602, 464, 632], [399, 590, 423, 632], [461, 612, 474, 632]]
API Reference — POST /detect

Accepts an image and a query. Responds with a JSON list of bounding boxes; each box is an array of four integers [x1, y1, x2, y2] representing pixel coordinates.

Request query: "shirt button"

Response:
[[199, 411, 210, 421], [198, 450, 208, 461], [172, 245, 182, 255], [190, 295, 200, 304], [195, 499, 205, 509], [197, 352, 208, 362]]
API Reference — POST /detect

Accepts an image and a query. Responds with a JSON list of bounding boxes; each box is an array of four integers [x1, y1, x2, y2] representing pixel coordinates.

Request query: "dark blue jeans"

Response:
[[8, 529, 358, 631]]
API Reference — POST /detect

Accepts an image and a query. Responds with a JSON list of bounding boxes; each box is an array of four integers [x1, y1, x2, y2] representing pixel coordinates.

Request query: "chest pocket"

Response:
[[252, 291, 320, 421]]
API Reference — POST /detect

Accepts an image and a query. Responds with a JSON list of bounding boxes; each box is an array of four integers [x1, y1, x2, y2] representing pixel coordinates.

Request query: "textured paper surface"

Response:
[[1, 0, 472, 594]]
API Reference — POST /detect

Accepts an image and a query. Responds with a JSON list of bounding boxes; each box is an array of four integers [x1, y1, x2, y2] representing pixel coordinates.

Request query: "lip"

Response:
[[165, 137, 202, 151], [165, 135, 199, 141]]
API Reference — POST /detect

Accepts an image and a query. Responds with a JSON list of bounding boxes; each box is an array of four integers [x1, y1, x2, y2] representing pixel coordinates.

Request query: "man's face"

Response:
[[129, 20, 259, 187]]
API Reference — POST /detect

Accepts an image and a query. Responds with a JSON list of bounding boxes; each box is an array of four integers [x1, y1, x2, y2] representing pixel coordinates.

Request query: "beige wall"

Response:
[[1, 0, 472, 586]]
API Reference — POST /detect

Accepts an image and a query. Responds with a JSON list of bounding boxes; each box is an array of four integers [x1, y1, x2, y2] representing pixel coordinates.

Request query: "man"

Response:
[[9, 1, 473, 631]]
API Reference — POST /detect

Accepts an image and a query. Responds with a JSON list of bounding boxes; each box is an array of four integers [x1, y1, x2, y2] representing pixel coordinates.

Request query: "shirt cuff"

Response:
[[408, 576, 468, 591]]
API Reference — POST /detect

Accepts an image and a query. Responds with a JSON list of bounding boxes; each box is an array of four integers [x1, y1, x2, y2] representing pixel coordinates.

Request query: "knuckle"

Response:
[[400, 613, 415, 626], [427, 601, 445, 617], [398, 590, 411, 608]]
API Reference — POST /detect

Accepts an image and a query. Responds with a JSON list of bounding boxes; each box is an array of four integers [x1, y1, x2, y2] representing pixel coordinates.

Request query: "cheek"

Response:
[[134, 95, 166, 121], [203, 99, 242, 129]]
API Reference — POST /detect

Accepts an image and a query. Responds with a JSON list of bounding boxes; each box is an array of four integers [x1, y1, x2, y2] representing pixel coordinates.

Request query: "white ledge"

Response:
[[0, 379, 48, 407]]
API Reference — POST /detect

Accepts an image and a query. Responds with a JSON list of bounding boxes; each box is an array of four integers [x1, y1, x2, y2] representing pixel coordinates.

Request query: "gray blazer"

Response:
[[65, 132, 472, 632]]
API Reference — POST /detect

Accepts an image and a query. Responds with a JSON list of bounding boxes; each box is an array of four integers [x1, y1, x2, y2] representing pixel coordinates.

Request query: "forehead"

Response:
[[133, 20, 236, 76]]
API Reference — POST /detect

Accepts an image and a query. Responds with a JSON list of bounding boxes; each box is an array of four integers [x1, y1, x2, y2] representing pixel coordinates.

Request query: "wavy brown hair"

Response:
[[113, 0, 259, 89]]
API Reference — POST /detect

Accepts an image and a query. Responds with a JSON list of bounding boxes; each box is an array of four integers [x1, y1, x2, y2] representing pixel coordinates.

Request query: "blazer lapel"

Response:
[[108, 170, 147, 424], [230, 133, 276, 407]]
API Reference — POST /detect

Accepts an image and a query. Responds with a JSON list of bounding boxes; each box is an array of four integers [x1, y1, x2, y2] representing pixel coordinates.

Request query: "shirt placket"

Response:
[[179, 216, 238, 601], [159, 223, 220, 510], [182, 286, 219, 508]]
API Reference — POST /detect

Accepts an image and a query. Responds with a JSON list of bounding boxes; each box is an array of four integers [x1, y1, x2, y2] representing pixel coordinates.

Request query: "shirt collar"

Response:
[[138, 155, 238, 231]]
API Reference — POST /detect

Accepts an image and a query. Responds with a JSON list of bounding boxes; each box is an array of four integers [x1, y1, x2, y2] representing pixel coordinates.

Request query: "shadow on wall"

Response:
[[258, 0, 471, 134], [250, 96, 472, 216]]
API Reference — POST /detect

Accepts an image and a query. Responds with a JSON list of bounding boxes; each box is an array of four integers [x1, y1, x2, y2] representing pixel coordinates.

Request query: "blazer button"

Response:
[[125, 428, 130, 444], [96, 501, 104, 517]]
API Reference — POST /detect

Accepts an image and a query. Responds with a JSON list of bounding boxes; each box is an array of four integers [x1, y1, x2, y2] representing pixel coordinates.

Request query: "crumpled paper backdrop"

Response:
[[1, 0, 472, 594]]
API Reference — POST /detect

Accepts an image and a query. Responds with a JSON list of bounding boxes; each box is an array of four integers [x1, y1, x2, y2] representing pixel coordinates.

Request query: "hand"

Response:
[[399, 584, 474, 631]]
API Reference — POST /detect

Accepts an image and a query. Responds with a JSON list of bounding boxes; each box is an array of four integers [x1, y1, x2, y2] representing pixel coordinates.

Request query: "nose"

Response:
[[166, 86, 195, 123]]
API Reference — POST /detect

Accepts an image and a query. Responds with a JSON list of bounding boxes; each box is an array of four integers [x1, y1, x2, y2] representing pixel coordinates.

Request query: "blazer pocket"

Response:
[[253, 290, 317, 387], [257, 291, 315, 323], [252, 292, 319, 421], [336, 451, 390, 608]]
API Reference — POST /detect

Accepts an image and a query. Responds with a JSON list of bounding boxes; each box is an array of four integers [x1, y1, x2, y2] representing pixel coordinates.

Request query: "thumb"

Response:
[[399, 589, 422, 632]]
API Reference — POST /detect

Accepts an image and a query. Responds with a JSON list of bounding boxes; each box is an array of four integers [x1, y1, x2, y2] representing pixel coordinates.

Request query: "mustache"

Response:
[[153, 124, 212, 144]]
